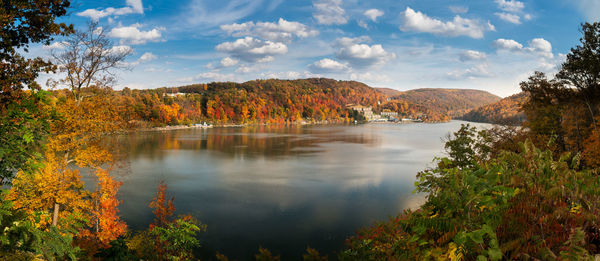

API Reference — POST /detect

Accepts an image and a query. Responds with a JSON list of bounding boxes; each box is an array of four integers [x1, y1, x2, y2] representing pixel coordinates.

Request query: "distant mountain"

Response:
[[460, 92, 528, 124], [375, 87, 402, 97], [381, 88, 502, 118]]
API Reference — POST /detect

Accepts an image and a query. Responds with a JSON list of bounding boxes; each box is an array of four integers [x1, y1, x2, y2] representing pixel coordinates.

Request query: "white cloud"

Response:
[[309, 58, 348, 73], [364, 9, 384, 22], [77, 0, 144, 20], [235, 64, 262, 73], [220, 57, 239, 67], [43, 41, 68, 50], [313, 0, 347, 25], [221, 18, 318, 42], [400, 7, 495, 39], [264, 71, 321, 79], [138, 52, 157, 63], [216, 37, 287, 63], [108, 45, 134, 56], [123, 51, 157, 66], [494, 0, 524, 13], [350, 72, 391, 83], [449, 6, 469, 14], [447, 64, 495, 80], [496, 12, 521, 24], [109, 24, 163, 45], [126, 0, 143, 13], [459, 50, 487, 61], [357, 20, 369, 29], [334, 37, 395, 68], [492, 38, 523, 51], [528, 38, 553, 58], [493, 38, 553, 58]]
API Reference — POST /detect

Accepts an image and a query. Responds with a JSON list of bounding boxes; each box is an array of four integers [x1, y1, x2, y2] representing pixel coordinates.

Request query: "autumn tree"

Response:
[[0, 0, 73, 184]]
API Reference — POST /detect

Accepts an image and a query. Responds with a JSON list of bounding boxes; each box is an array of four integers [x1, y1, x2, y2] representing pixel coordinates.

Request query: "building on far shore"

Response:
[[380, 109, 398, 118], [347, 104, 379, 121]]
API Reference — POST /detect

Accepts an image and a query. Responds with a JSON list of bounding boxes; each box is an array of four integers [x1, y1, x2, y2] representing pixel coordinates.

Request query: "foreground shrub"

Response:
[[343, 125, 600, 260]]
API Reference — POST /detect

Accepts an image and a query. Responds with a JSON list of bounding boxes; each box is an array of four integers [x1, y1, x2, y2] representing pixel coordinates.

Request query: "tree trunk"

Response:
[[52, 203, 60, 226]]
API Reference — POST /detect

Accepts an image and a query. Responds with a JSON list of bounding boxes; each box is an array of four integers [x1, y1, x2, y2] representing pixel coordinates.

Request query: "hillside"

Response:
[[110, 79, 509, 126], [460, 92, 528, 124], [390, 88, 502, 118], [375, 87, 402, 97]]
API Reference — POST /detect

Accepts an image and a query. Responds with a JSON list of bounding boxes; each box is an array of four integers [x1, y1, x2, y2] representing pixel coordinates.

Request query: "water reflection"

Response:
[[112, 125, 378, 162], [100, 121, 486, 260]]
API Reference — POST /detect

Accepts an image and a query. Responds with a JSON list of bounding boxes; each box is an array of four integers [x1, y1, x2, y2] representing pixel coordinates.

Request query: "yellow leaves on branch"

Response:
[[8, 154, 91, 230], [48, 95, 124, 168]]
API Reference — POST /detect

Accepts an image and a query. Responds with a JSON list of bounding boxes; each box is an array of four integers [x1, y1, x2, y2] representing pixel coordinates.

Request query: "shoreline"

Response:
[[136, 119, 452, 132]]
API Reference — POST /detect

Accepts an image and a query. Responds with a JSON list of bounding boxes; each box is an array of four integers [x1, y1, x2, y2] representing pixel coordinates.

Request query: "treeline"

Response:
[[341, 21, 600, 260], [391, 88, 502, 119], [105, 78, 456, 126], [460, 92, 528, 124]]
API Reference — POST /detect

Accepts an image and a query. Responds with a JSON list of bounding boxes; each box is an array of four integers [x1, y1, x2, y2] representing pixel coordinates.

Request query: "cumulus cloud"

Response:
[[77, 0, 144, 20], [528, 38, 553, 58], [493, 38, 553, 58], [494, 0, 524, 13], [109, 24, 163, 45], [447, 64, 495, 80], [123, 51, 157, 66], [108, 45, 134, 56], [221, 18, 318, 42], [400, 7, 495, 39], [43, 41, 68, 50], [334, 37, 395, 68], [496, 12, 521, 24], [313, 0, 347, 25], [220, 57, 239, 67], [138, 52, 157, 63], [364, 9, 384, 22], [492, 38, 523, 51], [309, 58, 348, 73], [216, 37, 287, 63], [459, 50, 487, 62]]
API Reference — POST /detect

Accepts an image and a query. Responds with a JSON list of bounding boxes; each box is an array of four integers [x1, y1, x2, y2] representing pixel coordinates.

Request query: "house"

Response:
[[380, 109, 398, 118], [347, 104, 377, 121]]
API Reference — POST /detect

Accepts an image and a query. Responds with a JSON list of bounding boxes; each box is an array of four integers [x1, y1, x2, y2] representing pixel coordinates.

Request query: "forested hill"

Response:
[[460, 92, 528, 124], [384, 88, 502, 118], [109, 78, 506, 126]]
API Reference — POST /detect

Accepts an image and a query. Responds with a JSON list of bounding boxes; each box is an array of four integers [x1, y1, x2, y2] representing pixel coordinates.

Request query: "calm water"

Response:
[[94, 121, 486, 260]]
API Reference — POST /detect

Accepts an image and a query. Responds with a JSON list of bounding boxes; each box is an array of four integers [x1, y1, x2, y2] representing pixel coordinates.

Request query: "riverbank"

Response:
[[137, 119, 451, 132]]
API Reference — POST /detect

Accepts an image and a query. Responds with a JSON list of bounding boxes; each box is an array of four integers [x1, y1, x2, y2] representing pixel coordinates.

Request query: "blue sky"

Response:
[[33, 0, 600, 97]]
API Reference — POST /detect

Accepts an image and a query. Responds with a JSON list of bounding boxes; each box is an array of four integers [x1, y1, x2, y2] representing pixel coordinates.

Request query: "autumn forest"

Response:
[[3, 0, 600, 260]]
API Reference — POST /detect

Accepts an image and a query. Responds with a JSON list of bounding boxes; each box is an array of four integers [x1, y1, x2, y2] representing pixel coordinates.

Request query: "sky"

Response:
[[31, 0, 600, 97]]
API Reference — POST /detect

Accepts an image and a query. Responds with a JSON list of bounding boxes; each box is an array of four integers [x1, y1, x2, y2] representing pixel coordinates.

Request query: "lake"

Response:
[[96, 121, 487, 260]]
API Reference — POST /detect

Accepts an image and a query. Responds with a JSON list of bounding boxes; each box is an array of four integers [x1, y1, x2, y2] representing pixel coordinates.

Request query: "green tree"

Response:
[[0, 0, 72, 183], [520, 72, 569, 152], [557, 22, 600, 129]]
